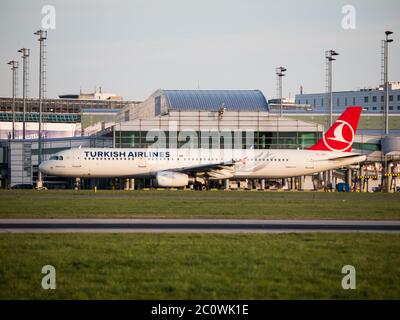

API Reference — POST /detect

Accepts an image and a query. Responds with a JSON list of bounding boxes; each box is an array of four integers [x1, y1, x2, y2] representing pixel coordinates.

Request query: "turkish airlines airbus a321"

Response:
[[39, 106, 366, 188]]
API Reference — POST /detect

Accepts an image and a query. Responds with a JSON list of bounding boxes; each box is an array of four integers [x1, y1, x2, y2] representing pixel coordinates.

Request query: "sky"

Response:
[[0, 0, 399, 101]]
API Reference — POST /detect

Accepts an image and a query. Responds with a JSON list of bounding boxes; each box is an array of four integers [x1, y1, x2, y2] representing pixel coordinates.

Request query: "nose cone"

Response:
[[39, 162, 50, 174]]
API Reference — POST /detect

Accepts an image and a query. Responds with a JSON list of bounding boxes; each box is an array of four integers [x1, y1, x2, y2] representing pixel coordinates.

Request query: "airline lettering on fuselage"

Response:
[[83, 151, 171, 159]]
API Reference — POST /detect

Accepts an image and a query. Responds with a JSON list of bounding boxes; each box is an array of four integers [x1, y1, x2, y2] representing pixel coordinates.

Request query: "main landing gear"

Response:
[[193, 182, 209, 191]]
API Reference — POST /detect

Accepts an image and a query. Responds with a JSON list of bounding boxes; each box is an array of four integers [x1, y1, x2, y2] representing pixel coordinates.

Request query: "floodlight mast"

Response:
[[7, 60, 18, 140], [18, 48, 30, 140], [34, 30, 47, 188], [325, 50, 339, 127], [383, 31, 394, 135], [276, 66, 287, 117]]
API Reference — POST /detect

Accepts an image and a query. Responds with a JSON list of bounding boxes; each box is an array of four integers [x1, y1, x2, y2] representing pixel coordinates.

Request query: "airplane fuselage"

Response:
[[39, 147, 366, 179]]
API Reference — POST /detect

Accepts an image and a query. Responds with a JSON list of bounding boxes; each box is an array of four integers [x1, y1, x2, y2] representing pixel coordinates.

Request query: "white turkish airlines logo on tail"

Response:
[[322, 120, 355, 152]]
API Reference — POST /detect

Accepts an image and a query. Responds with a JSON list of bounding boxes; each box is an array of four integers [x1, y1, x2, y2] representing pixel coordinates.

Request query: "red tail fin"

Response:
[[308, 106, 362, 152]]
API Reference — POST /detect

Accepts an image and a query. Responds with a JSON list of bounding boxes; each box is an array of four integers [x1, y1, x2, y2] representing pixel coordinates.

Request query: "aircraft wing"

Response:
[[168, 160, 236, 175], [327, 154, 365, 161], [311, 153, 366, 162]]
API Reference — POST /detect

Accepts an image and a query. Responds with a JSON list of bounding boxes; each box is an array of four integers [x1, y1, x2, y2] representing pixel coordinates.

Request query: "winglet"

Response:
[[308, 106, 362, 152]]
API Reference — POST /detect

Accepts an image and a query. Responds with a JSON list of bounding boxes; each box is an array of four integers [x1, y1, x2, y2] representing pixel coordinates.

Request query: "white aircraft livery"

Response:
[[39, 106, 366, 188]]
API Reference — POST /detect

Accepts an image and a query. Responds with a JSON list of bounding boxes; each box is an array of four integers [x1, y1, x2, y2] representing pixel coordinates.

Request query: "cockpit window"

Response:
[[49, 155, 63, 160]]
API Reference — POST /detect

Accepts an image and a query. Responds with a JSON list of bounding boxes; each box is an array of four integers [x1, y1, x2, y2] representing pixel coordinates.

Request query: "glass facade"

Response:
[[352, 142, 381, 151], [0, 112, 81, 123], [115, 131, 322, 150]]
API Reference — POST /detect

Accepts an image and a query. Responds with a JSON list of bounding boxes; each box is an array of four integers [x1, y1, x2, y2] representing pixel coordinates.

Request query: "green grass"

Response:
[[0, 233, 399, 299], [0, 190, 399, 219]]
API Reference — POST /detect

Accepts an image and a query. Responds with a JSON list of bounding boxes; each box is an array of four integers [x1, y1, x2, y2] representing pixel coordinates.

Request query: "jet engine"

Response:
[[156, 171, 189, 187]]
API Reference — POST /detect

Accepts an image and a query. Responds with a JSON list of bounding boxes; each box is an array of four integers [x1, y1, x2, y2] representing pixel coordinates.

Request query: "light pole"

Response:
[[324, 50, 339, 191], [382, 31, 394, 193], [325, 50, 339, 126], [276, 66, 287, 117], [7, 60, 18, 139], [18, 48, 30, 140], [34, 30, 47, 188], [383, 31, 393, 135]]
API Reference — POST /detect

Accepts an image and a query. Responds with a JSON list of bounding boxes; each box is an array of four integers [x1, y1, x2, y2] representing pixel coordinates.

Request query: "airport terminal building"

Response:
[[291, 83, 400, 136], [294, 82, 400, 114], [113, 90, 324, 150]]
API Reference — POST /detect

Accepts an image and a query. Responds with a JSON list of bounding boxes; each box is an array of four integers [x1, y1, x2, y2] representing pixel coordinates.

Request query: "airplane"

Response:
[[39, 106, 366, 189]]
